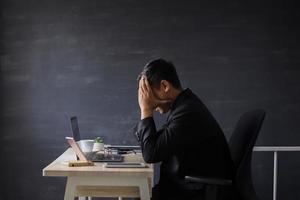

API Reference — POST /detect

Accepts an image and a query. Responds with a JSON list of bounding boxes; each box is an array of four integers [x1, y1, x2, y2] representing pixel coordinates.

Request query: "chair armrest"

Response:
[[185, 176, 232, 186]]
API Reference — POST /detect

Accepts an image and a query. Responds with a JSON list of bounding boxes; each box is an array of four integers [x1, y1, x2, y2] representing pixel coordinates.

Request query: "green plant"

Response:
[[94, 137, 104, 143]]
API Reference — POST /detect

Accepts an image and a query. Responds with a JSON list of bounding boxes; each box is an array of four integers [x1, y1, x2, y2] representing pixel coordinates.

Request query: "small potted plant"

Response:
[[92, 137, 104, 152]]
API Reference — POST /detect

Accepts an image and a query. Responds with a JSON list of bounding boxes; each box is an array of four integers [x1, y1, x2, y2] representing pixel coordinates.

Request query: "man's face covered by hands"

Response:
[[151, 87, 171, 114], [138, 75, 172, 114]]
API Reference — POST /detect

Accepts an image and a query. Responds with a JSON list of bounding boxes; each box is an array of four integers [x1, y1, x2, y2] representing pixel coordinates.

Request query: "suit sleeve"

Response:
[[137, 112, 195, 163]]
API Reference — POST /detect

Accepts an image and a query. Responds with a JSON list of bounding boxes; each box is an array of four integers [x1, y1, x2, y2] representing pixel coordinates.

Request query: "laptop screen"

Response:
[[70, 116, 81, 142]]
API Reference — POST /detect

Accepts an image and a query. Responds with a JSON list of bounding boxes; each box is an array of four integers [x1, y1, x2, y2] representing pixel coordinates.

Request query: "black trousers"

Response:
[[151, 184, 205, 200], [151, 184, 234, 200]]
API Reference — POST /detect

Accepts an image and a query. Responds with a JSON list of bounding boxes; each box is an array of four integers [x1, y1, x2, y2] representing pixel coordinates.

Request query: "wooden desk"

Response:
[[43, 148, 154, 200]]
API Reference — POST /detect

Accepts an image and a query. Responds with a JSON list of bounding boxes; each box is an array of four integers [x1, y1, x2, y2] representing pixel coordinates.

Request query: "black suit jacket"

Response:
[[136, 89, 234, 198]]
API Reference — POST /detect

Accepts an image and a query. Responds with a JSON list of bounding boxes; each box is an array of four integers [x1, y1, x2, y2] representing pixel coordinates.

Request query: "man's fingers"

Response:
[[138, 78, 143, 89], [138, 78, 146, 94], [139, 84, 145, 95], [144, 77, 151, 91], [141, 77, 149, 93]]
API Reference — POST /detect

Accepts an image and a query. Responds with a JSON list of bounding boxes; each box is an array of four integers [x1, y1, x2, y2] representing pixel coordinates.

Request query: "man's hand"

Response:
[[138, 76, 169, 119], [138, 76, 156, 119]]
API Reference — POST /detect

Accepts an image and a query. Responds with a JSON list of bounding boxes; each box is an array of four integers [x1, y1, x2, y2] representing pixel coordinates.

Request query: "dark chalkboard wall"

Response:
[[0, 0, 299, 199]]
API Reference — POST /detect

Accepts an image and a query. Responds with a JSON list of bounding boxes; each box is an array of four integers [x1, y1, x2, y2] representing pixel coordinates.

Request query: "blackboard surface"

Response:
[[0, 0, 299, 199]]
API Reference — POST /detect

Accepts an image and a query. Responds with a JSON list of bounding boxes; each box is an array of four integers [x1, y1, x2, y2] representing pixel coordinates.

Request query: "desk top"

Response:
[[43, 148, 154, 178]]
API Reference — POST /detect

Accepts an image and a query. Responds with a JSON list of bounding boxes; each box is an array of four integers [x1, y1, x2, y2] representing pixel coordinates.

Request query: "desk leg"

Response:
[[139, 178, 151, 200], [64, 177, 76, 200], [273, 151, 278, 200]]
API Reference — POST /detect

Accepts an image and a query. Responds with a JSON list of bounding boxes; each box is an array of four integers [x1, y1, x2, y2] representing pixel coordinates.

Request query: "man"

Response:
[[136, 59, 234, 200]]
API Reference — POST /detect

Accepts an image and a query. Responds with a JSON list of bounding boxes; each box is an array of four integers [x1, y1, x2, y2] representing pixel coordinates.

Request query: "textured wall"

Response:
[[0, 0, 299, 199]]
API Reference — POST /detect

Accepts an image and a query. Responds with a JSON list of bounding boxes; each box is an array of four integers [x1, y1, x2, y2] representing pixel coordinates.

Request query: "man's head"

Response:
[[138, 59, 182, 114]]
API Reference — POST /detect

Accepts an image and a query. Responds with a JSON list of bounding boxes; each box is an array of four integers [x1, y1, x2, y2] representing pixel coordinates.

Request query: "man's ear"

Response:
[[161, 80, 170, 93]]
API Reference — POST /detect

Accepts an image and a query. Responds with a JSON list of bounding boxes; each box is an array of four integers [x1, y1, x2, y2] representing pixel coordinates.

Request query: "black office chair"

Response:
[[184, 109, 266, 200]]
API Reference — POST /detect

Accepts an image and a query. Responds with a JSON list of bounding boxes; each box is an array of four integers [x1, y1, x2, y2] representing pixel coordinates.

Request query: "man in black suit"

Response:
[[136, 59, 233, 200]]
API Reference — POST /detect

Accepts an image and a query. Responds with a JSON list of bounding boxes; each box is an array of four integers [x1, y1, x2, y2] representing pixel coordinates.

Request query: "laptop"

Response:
[[66, 137, 124, 162], [66, 137, 147, 168], [69, 116, 123, 162]]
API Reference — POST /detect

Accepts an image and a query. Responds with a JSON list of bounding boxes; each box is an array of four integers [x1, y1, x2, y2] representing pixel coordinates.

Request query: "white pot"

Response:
[[92, 143, 104, 152]]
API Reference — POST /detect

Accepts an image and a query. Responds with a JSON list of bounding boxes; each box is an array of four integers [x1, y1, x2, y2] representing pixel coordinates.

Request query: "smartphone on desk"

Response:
[[104, 162, 147, 168]]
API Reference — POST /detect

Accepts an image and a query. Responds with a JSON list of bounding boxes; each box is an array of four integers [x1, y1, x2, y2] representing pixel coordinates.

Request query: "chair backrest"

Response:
[[229, 109, 266, 200]]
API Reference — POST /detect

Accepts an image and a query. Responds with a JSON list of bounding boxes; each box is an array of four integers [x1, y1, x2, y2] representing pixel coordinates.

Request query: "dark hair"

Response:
[[137, 59, 182, 89]]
